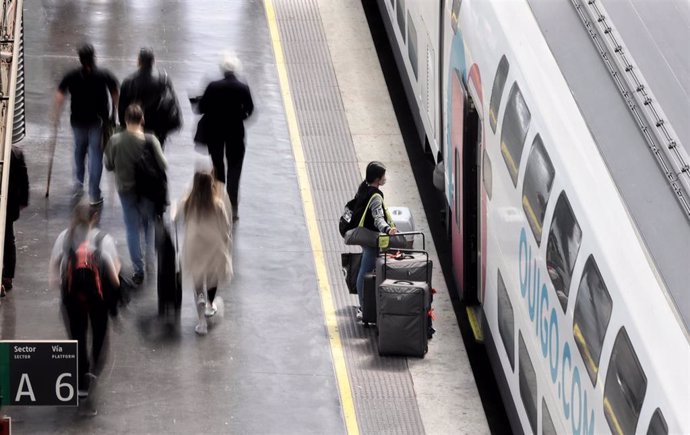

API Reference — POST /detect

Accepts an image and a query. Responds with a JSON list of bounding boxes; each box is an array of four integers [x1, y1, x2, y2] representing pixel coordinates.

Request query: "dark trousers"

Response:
[[65, 294, 109, 384], [208, 141, 245, 214], [3, 220, 15, 280]]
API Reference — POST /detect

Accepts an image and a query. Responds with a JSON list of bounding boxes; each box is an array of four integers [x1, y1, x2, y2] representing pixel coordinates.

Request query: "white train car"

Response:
[[376, 0, 690, 434]]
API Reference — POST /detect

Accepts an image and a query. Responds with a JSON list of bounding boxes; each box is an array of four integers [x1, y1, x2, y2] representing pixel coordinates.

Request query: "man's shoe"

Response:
[[0, 285, 6, 298], [2, 278, 12, 291], [356, 307, 363, 321], [132, 272, 144, 286]]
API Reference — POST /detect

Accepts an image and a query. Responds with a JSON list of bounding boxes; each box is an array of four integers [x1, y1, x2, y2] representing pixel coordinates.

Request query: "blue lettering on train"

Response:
[[519, 228, 594, 434]]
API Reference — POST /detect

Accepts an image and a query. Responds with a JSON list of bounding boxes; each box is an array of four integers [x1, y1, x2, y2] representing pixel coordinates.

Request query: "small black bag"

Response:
[[134, 137, 169, 215], [341, 252, 362, 294], [338, 197, 358, 237]]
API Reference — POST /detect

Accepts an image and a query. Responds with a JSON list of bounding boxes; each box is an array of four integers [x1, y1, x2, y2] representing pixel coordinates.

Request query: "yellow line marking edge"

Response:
[[264, 1, 360, 434], [466, 306, 485, 342]]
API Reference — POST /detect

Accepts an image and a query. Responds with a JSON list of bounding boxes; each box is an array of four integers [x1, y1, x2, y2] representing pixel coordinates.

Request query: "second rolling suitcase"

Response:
[[377, 279, 430, 357]]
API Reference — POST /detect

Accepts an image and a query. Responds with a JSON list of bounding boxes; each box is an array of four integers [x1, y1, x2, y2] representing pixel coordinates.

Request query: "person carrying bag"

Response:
[[340, 161, 397, 321]]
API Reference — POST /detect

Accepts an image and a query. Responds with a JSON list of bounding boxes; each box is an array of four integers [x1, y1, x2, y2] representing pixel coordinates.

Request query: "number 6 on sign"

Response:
[[55, 373, 74, 402]]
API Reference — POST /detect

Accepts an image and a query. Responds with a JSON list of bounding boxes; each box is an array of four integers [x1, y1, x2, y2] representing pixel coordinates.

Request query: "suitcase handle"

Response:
[[378, 231, 425, 250], [382, 248, 431, 283]]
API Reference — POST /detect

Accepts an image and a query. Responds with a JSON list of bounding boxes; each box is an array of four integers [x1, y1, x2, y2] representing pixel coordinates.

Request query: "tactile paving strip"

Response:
[[272, 0, 426, 433]]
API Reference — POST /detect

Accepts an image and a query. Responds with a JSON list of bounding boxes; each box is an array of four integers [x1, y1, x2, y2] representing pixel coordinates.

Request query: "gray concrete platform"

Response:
[[0, 0, 489, 433]]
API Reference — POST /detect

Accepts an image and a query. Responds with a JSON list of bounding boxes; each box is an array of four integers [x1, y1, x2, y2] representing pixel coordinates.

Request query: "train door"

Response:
[[450, 66, 482, 305]]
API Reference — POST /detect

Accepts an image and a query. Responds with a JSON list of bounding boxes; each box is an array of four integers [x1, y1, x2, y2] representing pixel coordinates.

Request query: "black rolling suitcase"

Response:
[[377, 279, 431, 357], [361, 272, 377, 325], [156, 218, 182, 317]]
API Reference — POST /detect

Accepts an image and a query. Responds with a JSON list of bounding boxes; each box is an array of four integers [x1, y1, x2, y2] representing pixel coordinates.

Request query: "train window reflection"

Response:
[[546, 192, 582, 312], [647, 408, 668, 435], [483, 149, 492, 200], [542, 398, 557, 435], [500, 83, 531, 186], [519, 332, 538, 434], [573, 255, 612, 386], [489, 55, 509, 134], [497, 270, 514, 370], [522, 135, 554, 246], [604, 328, 647, 435], [407, 12, 418, 79]]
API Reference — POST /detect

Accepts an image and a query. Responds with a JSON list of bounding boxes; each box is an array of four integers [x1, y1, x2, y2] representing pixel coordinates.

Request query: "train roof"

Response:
[[526, 0, 690, 332]]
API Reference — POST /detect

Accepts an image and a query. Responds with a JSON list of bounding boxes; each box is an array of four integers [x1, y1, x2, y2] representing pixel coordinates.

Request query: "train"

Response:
[[375, 0, 690, 434]]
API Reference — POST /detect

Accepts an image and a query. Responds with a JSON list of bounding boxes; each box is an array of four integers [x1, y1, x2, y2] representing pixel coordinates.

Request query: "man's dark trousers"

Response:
[[208, 140, 245, 216]]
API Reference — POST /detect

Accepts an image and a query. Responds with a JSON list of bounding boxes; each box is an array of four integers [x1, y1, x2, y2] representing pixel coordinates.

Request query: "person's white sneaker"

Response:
[[195, 321, 208, 335], [205, 302, 218, 317]]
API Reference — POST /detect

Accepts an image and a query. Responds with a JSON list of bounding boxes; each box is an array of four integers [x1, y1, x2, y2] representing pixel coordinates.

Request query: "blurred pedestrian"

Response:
[[194, 53, 254, 221], [175, 170, 233, 335], [53, 43, 119, 206], [105, 104, 167, 285], [1, 146, 29, 297], [49, 201, 121, 409], [119, 48, 182, 149]]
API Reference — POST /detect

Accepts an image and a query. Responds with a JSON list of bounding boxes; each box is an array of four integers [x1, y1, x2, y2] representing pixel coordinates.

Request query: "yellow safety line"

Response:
[[466, 306, 484, 342], [263, 1, 359, 434]]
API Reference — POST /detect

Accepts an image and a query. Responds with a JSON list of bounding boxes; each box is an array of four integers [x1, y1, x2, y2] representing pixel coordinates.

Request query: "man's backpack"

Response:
[[156, 72, 182, 134], [134, 136, 169, 215], [63, 232, 106, 303]]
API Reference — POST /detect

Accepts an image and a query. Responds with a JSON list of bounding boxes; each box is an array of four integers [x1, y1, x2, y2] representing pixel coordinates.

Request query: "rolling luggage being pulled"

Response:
[[156, 218, 182, 317], [377, 279, 431, 357], [375, 250, 432, 290]]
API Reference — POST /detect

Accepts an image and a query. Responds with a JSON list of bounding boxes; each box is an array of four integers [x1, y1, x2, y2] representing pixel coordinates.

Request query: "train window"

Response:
[[489, 56, 509, 134], [497, 270, 514, 370], [397, 0, 406, 39], [519, 332, 538, 434], [500, 83, 531, 186], [407, 13, 418, 79], [604, 328, 647, 435], [542, 399, 557, 435], [647, 408, 668, 435], [573, 255, 612, 386], [522, 135, 554, 246], [546, 192, 582, 312], [483, 149, 493, 200]]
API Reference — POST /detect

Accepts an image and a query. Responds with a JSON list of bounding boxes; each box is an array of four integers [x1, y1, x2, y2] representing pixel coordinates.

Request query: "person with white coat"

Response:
[[175, 170, 233, 335]]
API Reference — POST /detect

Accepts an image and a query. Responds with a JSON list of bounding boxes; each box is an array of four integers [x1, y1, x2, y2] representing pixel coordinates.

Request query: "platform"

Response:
[[0, 0, 488, 433]]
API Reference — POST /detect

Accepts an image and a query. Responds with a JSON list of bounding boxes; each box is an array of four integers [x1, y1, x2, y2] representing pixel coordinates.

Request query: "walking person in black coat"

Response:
[[194, 54, 254, 221], [1, 147, 29, 297]]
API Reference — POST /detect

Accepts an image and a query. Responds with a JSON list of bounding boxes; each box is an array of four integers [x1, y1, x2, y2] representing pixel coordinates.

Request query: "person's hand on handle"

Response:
[[388, 227, 398, 236]]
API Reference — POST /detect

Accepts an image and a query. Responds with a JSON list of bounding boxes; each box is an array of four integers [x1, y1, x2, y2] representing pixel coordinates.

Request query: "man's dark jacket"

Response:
[[119, 69, 170, 139], [196, 72, 254, 146]]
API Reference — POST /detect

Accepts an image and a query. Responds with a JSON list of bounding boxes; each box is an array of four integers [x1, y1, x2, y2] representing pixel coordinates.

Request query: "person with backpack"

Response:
[[53, 43, 119, 206], [1, 146, 30, 297], [49, 201, 121, 403], [105, 104, 167, 285], [174, 170, 233, 335], [118, 48, 182, 149], [349, 162, 397, 321]]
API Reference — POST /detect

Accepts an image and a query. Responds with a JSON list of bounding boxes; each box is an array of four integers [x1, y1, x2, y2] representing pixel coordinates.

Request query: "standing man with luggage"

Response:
[[118, 48, 182, 149], [194, 54, 254, 221], [105, 104, 167, 285], [53, 43, 119, 207]]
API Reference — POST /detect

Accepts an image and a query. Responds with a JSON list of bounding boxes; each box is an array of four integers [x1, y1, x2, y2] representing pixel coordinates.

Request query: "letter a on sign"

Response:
[[15, 373, 36, 402]]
